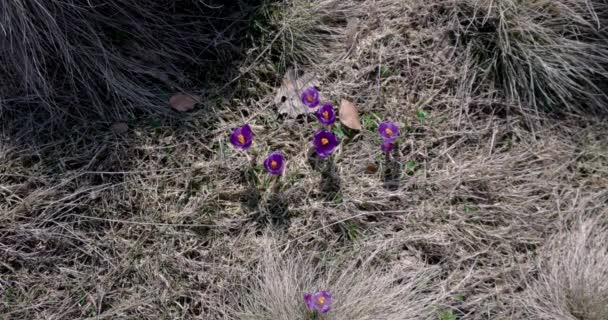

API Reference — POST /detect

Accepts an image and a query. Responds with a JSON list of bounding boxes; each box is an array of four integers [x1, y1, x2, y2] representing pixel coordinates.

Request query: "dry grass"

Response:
[[235, 238, 443, 320], [1, 0, 608, 319], [0, 1, 257, 118], [520, 217, 608, 320], [448, 0, 608, 114]]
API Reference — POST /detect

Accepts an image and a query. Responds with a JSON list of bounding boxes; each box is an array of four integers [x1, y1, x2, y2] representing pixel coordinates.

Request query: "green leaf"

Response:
[[343, 221, 361, 241], [333, 192, 344, 205], [439, 310, 457, 320], [380, 65, 392, 78], [4, 287, 15, 304], [464, 203, 478, 213], [455, 293, 466, 302], [406, 160, 418, 173], [332, 125, 347, 140], [416, 110, 428, 122], [361, 113, 380, 132]]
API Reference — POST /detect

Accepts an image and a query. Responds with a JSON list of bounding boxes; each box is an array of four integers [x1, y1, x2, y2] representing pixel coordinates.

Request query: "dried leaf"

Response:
[[274, 68, 320, 117], [339, 99, 362, 130], [169, 93, 200, 112], [111, 122, 129, 134], [366, 163, 378, 174]]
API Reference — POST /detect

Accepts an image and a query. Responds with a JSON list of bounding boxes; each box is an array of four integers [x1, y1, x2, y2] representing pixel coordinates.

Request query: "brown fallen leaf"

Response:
[[366, 163, 378, 174], [339, 99, 362, 130], [169, 93, 200, 112], [111, 122, 129, 134], [274, 68, 320, 117]]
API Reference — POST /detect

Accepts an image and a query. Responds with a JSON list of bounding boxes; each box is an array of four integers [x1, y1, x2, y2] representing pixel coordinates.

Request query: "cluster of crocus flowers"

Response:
[[230, 124, 285, 176], [378, 121, 399, 153], [301, 86, 340, 157], [230, 86, 341, 175], [304, 290, 332, 314]]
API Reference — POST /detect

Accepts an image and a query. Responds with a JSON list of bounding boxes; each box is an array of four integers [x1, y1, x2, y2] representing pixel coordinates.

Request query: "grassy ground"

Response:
[[1, 0, 608, 319]]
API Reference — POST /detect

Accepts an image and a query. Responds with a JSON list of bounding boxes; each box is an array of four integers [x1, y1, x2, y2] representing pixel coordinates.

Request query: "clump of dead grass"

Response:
[[234, 238, 444, 320], [0, 1, 257, 118], [520, 217, 608, 320], [448, 0, 608, 114]]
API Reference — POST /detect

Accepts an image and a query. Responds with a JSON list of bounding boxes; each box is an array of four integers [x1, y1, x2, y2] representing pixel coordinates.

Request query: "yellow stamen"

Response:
[[317, 296, 326, 304], [307, 95, 314, 102], [384, 128, 393, 137], [237, 134, 246, 144], [322, 111, 329, 119], [321, 138, 329, 145], [270, 160, 278, 169]]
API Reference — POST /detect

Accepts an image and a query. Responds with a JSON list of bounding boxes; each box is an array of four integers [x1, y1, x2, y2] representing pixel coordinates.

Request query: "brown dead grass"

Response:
[[1, 0, 608, 319], [234, 237, 444, 320], [519, 217, 608, 320]]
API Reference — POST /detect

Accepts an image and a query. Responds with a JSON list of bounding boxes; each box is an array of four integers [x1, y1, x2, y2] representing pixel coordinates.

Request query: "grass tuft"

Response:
[[234, 239, 443, 320], [449, 0, 608, 114], [521, 217, 608, 320], [0, 1, 259, 118]]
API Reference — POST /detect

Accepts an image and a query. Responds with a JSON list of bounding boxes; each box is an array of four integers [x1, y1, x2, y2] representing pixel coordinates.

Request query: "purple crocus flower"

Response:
[[301, 87, 320, 108], [378, 121, 399, 142], [381, 142, 393, 153], [304, 291, 332, 313], [230, 124, 253, 150], [316, 103, 336, 126], [312, 130, 339, 158], [263, 152, 284, 175]]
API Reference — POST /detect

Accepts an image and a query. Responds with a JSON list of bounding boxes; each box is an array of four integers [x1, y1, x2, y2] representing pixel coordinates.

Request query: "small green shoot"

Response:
[[342, 221, 361, 241], [463, 203, 478, 213], [455, 293, 466, 303], [305, 310, 322, 320], [439, 310, 457, 320], [405, 160, 419, 175], [333, 192, 344, 205], [4, 287, 15, 304], [379, 65, 392, 78], [416, 109, 428, 122], [361, 113, 380, 132], [332, 125, 347, 140]]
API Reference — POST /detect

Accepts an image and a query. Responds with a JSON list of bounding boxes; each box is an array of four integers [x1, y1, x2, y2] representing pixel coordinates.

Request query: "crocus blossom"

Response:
[[316, 103, 336, 126], [378, 121, 399, 142], [230, 124, 253, 150], [301, 87, 320, 108], [304, 290, 332, 313], [263, 152, 284, 175], [312, 130, 339, 158]]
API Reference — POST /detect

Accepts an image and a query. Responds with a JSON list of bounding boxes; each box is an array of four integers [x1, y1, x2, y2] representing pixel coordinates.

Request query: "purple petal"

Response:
[[241, 124, 252, 138], [313, 130, 339, 158], [229, 129, 241, 146], [230, 124, 253, 150], [381, 142, 393, 153], [313, 291, 332, 313], [263, 152, 284, 175], [304, 293, 314, 310], [316, 104, 336, 126], [319, 304, 331, 313], [301, 87, 320, 108], [378, 121, 398, 142]]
